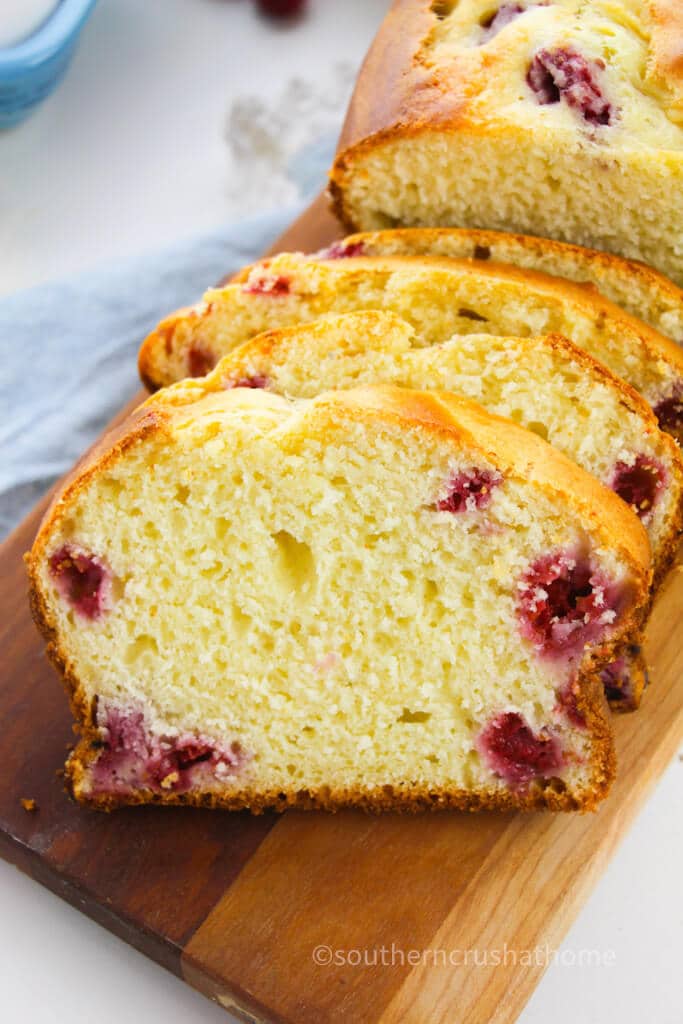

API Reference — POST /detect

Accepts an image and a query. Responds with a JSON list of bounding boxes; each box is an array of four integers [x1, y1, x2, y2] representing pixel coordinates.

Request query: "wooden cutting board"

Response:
[[1, 194, 682, 1024]]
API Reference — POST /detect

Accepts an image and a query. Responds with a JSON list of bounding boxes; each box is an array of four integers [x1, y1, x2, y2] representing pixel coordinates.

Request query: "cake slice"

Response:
[[27, 385, 651, 812], [138, 253, 683, 443], [159, 309, 682, 711], [160, 310, 682, 589], [328, 0, 683, 285], [320, 228, 683, 344]]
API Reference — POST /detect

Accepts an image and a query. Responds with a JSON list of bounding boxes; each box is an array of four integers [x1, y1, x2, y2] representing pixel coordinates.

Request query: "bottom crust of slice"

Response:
[[65, 761, 614, 815], [65, 670, 616, 815]]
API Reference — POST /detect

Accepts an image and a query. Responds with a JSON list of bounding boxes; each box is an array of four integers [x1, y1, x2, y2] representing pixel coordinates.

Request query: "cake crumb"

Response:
[[21, 798, 38, 813], [160, 771, 180, 790]]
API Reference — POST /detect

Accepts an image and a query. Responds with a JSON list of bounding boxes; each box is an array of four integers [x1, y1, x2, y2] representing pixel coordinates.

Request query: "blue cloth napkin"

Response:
[[0, 204, 303, 539]]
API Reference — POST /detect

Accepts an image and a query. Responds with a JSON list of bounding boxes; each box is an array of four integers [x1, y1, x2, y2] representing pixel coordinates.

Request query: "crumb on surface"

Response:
[[21, 798, 37, 812]]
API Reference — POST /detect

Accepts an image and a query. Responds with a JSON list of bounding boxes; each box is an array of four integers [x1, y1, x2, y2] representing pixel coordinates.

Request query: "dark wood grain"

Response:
[[1, 194, 682, 1024], [0, 197, 338, 975], [0, 453, 279, 975]]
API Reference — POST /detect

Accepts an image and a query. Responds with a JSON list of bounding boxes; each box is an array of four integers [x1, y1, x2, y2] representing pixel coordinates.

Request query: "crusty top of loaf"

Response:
[[319, 255, 683, 375], [332, 227, 683, 342], [211, 252, 683, 376], [163, 308, 660, 429], [333, 0, 683, 161]]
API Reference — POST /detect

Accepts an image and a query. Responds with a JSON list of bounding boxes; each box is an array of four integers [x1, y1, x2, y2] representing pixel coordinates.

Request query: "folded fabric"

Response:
[[0, 205, 301, 538]]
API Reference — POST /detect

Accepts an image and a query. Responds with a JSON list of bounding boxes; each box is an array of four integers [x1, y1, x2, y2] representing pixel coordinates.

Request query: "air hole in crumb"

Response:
[[231, 605, 252, 637], [124, 635, 159, 665], [398, 708, 432, 723], [175, 484, 191, 504], [458, 307, 488, 322], [526, 421, 549, 440], [272, 530, 316, 592], [431, 0, 455, 17], [215, 516, 230, 541]]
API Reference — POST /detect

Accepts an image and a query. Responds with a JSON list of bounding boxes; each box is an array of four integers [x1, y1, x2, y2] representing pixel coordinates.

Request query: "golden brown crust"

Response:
[[29, 383, 647, 813], [184, 312, 682, 588], [138, 308, 195, 391], [331, 256, 683, 376], [335, 227, 683, 338], [650, 2, 683, 99], [333, 1, 452, 154], [138, 252, 683, 399], [26, 406, 171, 731], [327, 0, 486, 231], [328, 2, 683, 231]]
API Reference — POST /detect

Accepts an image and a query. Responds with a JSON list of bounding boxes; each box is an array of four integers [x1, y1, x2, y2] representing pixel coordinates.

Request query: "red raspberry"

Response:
[[481, 3, 525, 38], [527, 47, 614, 125], [242, 274, 291, 296], [92, 704, 247, 795], [517, 550, 622, 659], [319, 240, 366, 259], [654, 392, 683, 434], [611, 455, 666, 523], [49, 545, 110, 620], [436, 468, 502, 513], [478, 712, 563, 788], [556, 678, 586, 728], [225, 374, 269, 390], [255, 0, 307, 20], [187, 344, 218, 378]]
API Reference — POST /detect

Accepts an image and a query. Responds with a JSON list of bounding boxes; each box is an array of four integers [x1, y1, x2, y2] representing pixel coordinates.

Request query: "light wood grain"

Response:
[[180, 557, 683, 1024]]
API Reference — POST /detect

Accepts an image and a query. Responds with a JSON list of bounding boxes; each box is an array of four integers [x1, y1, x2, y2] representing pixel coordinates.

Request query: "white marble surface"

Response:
[[1, 1, 681, 1021], [0, 0, 382, 296]]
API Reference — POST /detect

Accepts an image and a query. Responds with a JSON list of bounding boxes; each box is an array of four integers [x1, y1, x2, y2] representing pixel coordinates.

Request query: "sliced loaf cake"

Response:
[[321, 228, 683, 344], [328, 0, 683, 285], [28, 386, 651, 812], [159, 309, 683, 711], [161, 310, 682, 589], [138, 254, 683, 443]]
